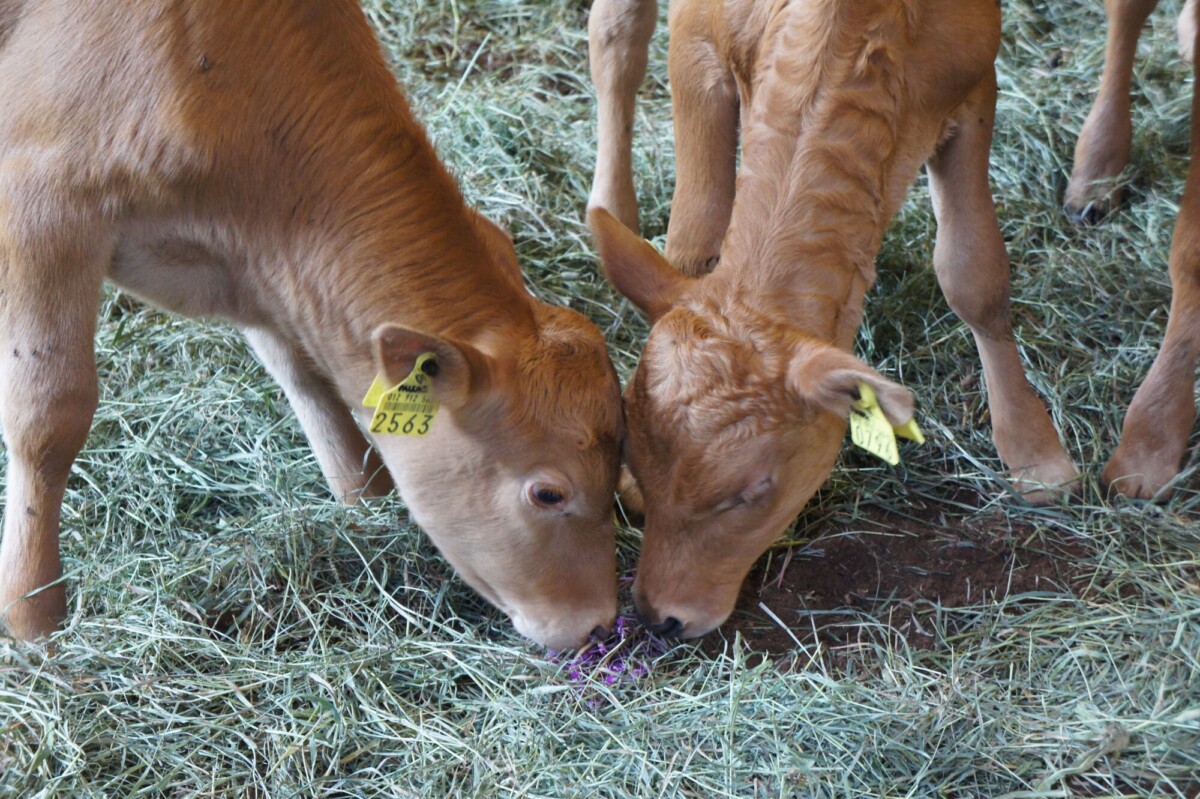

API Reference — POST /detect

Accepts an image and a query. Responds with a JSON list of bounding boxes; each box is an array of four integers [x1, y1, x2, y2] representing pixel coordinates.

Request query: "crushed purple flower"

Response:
[[548, 615, 669, 704]]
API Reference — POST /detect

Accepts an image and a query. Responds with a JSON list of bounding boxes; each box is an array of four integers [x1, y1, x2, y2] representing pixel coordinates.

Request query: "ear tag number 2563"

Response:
[[849, 382, 925, 465], [362, 352, 439, 437]]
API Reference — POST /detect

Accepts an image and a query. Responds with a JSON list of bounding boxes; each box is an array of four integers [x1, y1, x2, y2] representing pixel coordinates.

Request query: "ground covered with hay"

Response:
[[2, 1, 1198, 796]]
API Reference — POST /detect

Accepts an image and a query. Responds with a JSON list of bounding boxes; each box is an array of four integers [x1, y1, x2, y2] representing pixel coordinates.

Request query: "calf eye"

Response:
[[718, 474, 775, 513], [716, 495, 746, 513], [529, 482, 571, 509], [741, 474, 774, 505], [536, 487, 564, 504]]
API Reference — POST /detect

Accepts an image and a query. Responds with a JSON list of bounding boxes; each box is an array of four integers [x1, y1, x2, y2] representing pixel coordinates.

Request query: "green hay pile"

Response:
[[2, 1, 1197, 796]]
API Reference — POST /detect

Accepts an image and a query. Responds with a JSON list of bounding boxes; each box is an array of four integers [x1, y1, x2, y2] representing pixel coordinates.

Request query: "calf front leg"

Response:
[[242, 328, 393, 502], [1065, 0, 1161, 224], [1103, 22, 1200, 498], [928, 72, 1080, 502], [662, 3, 738, 277], [0, 206, 106, 640], [588, 0, 657, 233]]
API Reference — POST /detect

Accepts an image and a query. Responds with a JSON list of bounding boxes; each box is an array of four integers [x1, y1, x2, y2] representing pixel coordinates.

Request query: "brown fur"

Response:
[[1070, 0, 1200, 498], [0, 0, 621, 649], [589, 0, 1080, 637]]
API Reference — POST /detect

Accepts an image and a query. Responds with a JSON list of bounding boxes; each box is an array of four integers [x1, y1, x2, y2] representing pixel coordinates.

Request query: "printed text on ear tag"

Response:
[[849, 382, 924, 465], [362, 352, 439, 437]]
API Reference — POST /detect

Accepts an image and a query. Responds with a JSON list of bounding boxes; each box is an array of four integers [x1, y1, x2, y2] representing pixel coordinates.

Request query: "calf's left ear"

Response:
[[589, 207, 692, 323], [371, 324, 494, 409], [789, 344, 915, 426], [470, 212, 525, 293]]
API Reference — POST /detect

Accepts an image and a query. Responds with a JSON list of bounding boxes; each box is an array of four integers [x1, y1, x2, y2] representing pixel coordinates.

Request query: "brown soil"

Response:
[[699, 498, 1095, 666]]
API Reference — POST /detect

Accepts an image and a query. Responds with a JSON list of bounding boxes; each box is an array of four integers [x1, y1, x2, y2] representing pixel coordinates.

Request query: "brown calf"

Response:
[[0, 0, 622, 649], [1067, 0, 1200, 498], [589, 0, 1080, 638]]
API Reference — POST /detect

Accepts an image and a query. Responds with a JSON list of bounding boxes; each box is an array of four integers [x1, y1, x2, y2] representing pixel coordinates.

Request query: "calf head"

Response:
[[366, 241, 623, 650], [592, 209, 914, 638]]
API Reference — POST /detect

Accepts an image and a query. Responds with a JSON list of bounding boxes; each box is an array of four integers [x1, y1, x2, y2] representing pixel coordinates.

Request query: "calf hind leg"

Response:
[[0, 212, 106, 640], [662, 2, 739, 277], [588, 0, 658, 233], [1065, 0, 1161, 224], [928, 73, 1080, 501]]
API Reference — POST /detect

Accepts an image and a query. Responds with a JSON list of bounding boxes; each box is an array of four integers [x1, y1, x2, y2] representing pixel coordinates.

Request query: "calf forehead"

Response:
[[510, 311, 622, 455], [633, 309, 794, 433]]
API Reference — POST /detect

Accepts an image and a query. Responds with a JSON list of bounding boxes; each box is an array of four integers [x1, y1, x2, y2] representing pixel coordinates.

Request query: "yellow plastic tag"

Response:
[[849, 382, 924, 465], [362, 352, 438, 437], [894, 418, 926, 445], [362, 375, 391, 409]]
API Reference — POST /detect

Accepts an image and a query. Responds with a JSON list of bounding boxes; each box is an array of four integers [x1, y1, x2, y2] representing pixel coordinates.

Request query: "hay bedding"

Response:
[[1, 1, 1198, 797]]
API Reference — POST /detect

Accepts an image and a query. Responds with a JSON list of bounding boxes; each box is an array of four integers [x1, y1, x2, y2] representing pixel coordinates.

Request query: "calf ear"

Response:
[[789, 343, 915, 426], [371, 324, 493, 409], [588, 207, 691, 323], [470, 212, 525, 293]]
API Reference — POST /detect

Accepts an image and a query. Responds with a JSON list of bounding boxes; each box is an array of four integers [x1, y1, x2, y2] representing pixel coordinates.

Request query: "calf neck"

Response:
[[0, 0, 621, 649], [591, 0, 1079, 637]]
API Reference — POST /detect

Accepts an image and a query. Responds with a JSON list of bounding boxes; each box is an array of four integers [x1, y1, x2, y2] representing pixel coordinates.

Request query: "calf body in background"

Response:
[[1066, 0, 1200, 498], [0, 0, 622, 649], [589, 0, 1080, 637]]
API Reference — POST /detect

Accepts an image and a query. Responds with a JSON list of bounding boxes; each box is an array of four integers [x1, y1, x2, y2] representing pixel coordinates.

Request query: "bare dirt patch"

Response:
[[701, 498, 1096, 664]]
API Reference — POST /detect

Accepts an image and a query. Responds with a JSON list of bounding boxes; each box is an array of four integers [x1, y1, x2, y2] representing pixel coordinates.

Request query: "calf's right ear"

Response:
[[371, 324, 493, 409], [588, 207, 691, 323], [789, 343, 915, 427]]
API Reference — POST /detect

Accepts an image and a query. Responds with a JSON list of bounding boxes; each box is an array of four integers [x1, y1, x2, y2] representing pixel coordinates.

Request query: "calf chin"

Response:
[[634, 574, 739, 641], [635, 475, 838, 639], [508, 585, 617, 651]]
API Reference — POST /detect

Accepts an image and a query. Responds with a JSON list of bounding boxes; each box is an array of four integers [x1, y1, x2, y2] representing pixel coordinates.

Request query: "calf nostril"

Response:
[[588, 624, 611, 643], [647, 616, 683, 637]]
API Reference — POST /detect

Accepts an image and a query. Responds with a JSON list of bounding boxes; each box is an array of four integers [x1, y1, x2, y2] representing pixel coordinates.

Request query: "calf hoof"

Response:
[[1064, 170, 1125, 225], [1104, 397, 1194, 500], [0, 586, 66, 643], [1063, 177, 1125, 224], [1009, 458, 1082, 505], [1063, 197, 1116, 226], [1102, 449, 1187, 500]]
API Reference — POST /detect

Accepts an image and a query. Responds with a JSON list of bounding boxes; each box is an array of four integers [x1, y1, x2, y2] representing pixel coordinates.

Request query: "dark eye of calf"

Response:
[[535, 487, 565, 505]]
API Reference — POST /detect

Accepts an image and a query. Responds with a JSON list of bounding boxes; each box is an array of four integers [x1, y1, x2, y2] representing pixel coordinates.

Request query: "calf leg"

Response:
[[1065, 0, 1161, 224], [1180, 0, 1197, 63], [0, 202, 107, 640], [662, 3, 739, 277], [928, 72, 1080, 501], [1103, 25, 1200, 498], [242, 327, 393, 502], [588, 0, 657, 233]]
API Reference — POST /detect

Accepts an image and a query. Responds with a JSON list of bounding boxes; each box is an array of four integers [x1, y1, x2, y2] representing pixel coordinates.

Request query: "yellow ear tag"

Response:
[[362, 352, 439, 437], [894, 418, 926, 445], [849, 382, 924, 465]]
